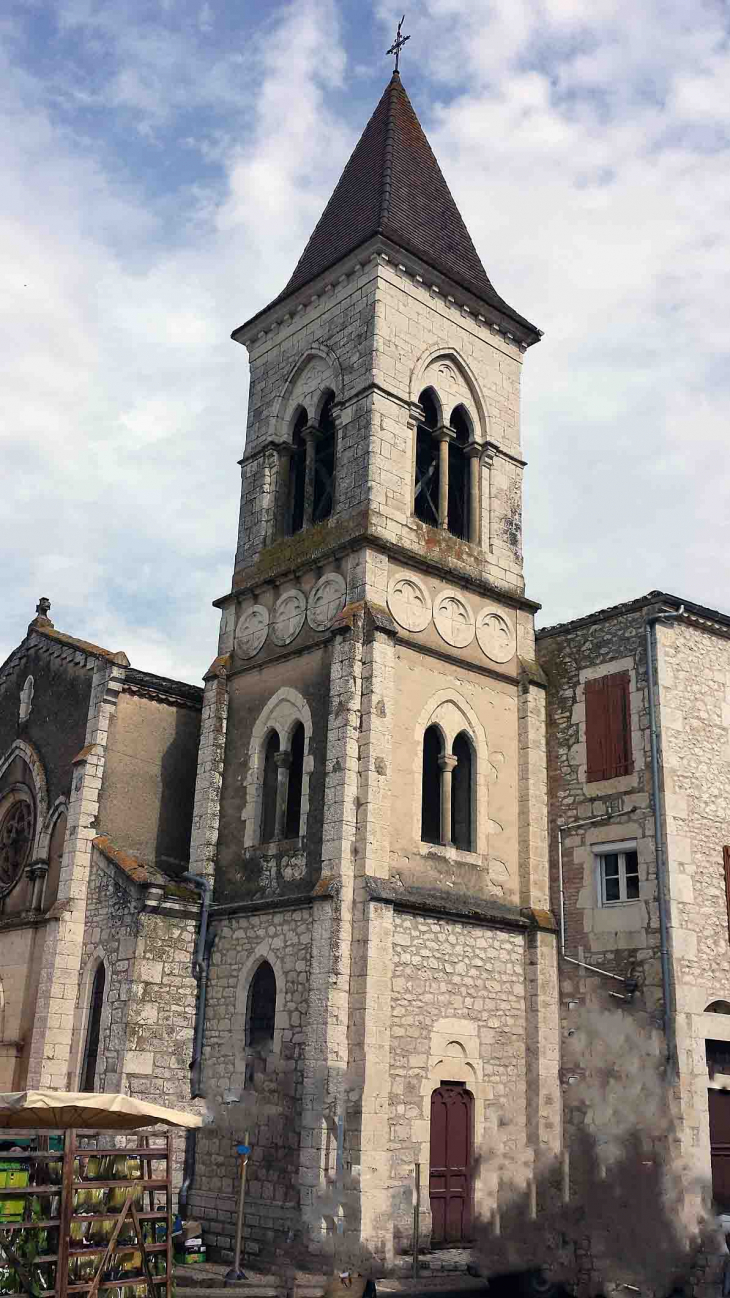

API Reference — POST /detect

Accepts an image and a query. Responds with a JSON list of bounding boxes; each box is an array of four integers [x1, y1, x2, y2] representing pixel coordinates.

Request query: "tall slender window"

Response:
[[81, 963, 105, 1092], [246, 961, 276, 1054], [313, 393, 336, 524], [289, 409, 308, 535], [285, 723, 305, 838], [414, 389, 440, 526], [261, 732, 280, 843], [451, 732, 473, 850], [448, 406, 471, 540], [421, 725, 443, 844]]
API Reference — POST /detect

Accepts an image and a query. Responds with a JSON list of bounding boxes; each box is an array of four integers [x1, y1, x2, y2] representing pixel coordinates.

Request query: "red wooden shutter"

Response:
[[724, 847, 730, 945], [607, 671, 633, 777], [585, 672, 633, 781], [585, 676, 610, 782]]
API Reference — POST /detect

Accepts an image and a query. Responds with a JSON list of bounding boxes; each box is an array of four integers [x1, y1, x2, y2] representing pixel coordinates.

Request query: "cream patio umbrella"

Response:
[[0, 1090, 203, 1130]]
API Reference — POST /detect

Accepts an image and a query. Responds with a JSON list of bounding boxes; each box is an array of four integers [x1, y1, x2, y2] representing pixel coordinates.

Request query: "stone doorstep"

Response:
[[175, 1263, 486, 1296]]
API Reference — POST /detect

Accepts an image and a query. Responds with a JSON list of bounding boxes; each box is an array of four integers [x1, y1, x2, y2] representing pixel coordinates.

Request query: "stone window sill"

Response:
[[420, 841, 481, 863], [244, 837, 304, 855]]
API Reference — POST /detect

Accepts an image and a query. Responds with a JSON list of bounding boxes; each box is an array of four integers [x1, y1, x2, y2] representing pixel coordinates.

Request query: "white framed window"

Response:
[[594, 840, 640, 905]]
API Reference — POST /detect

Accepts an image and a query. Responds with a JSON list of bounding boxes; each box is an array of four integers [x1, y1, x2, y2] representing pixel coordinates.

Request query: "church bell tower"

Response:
[[188, 68, 560, 1266]]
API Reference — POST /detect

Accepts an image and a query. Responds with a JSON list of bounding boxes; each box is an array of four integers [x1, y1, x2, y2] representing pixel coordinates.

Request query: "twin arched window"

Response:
[[261, 722, 305, 843], [285, 393, 336, 536], [421, 725, 474, 851], [414, 388, 474, 542]]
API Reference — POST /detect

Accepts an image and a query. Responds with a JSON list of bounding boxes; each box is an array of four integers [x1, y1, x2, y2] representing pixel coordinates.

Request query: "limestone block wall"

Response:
[[190, 905, 312, 1258], [656, 618, 730, 1180], [70, 848, 199, 1185], [389, 910, 528, 1251]]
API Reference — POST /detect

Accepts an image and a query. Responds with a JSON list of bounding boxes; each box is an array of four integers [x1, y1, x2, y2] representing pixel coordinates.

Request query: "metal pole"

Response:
[[225, 1132, 250, 1284], [411, 1164, 421, 1279]]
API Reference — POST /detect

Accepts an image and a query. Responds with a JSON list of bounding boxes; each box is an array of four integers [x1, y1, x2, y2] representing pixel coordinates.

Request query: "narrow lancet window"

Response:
[[81, 962, 106, 1092], [246, 961, 276, 1054], [261, 732, 280, 843], [285, 723, 305, 838], [313, 393, 336, 524], [289, 409, 307, 535], [414, 389, 440, 526], [451, 732, 473, 850], [448, 406, 471, 540], [421, 725, 443, 844]]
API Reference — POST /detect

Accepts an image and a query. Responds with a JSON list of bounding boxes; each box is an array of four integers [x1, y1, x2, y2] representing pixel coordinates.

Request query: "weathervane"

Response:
[[387, 15, 410, 72]]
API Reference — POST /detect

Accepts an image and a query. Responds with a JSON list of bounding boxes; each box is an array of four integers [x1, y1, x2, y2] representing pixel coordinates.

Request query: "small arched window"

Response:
[[288, 409, 308, 536], [451, 732, 473, 851], [246, 961, 276, 1054], [313, 393, 336, 524], [414, 389, 440, 527], [421, 725, 443, 844], [81, 962, 105, 1092], [285, 723, 305, 839], [261, 732, 280, 844], [706, 1001, 730, 1015], [448, 406, 471, 540]]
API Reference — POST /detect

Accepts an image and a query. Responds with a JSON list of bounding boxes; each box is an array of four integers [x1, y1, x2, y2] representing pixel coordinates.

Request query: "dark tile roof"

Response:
[[244, 73, 539, 338], [536, 589, 730, 639]]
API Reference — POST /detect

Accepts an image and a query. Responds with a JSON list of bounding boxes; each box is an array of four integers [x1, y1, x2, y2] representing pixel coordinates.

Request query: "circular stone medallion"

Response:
[[433, 589, 475, 649], [234, 604, 269, 659], [387, 574, 432, 633], [270, 589, 306, 646], [307, 572, 347, 632], [476, 607, 516, 663]]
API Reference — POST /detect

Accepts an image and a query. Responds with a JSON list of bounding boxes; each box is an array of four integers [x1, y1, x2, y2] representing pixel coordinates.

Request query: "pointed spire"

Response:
[[263, 75, 538, 339]]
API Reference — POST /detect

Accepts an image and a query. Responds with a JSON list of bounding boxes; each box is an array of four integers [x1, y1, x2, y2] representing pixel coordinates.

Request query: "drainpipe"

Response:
[[645, 606, 684, 1068], [558, 811, 641, 990], [179, 1127, 197, 1219], [180, 872, 214, 1098]]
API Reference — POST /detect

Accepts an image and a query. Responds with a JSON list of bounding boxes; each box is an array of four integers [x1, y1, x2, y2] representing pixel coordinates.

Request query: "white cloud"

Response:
[[2, 0, 729, 690]]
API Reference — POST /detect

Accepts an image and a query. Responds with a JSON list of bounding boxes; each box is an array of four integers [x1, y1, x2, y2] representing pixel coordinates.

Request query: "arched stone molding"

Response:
[[414, 1018, 488, 1242], [272, 345, 345, 441], [68, 947, 108, 1090], [410, 345, 487, 443], [243, 687, 314, 847], [412, 689, 489, 853], [37, 796, 69, 858], [231, 945, 286, 1082], [0, 739, 48, 857]]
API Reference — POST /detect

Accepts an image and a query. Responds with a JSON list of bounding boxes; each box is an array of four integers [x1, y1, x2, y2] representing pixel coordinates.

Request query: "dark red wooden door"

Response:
[[709, 1089, 730, 1208], [429, 1084, 474, 1246]]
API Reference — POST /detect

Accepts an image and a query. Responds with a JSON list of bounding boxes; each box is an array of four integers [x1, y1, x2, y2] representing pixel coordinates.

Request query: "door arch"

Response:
[[429, 1082, 474, 1246]]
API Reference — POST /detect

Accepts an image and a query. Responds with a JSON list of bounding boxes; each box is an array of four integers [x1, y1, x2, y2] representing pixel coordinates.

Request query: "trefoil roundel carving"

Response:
[[433, 590, 475, 648], [387, 574, 432, 633], [235, 604, 270, 659], [270, 589, 306, 646], [307, 573, 347, 631], [476, 607, 516, 663]]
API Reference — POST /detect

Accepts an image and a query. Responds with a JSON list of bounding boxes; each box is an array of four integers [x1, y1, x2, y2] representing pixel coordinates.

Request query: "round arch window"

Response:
[[0, 795, 35, 893]]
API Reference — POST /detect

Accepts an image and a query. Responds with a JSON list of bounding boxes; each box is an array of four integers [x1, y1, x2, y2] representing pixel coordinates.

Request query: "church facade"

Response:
[[3, 67, 729, 1285]]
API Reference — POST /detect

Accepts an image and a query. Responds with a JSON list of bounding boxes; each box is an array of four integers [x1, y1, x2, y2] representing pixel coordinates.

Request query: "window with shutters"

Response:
[[584, 671, 633, 782]]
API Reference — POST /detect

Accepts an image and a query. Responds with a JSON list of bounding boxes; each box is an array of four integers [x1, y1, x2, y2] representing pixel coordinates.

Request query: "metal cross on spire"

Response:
[[386, 15, 410, 72]]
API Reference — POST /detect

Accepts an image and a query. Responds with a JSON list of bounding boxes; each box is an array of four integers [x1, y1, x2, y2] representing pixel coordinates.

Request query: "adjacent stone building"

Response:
[[537, 591, 730, 1240], [0, 599, 202, 1117]]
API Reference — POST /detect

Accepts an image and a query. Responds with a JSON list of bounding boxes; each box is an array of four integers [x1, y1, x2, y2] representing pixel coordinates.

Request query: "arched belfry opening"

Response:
[[451, 731, 473, 850], [421, 725, 444, 844], [261, 732, 280, 843], [414, 389, 440, 527], [313, 392, 336, 524], [448, 405, 472, 541], [288, 409, 308, 535], [285, 722, 305, 838]]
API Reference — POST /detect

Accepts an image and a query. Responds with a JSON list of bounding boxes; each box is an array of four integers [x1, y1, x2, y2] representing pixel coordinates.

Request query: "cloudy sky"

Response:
[[2, 0, 729, 683]]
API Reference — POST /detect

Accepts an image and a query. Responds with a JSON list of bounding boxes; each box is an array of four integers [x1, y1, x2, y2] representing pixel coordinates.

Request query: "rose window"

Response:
[[0, 800, 34, 891]]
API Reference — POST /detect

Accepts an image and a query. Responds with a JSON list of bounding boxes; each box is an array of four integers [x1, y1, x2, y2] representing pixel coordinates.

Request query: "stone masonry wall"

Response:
[[191, 904, 312, 1259], [389, 910, 528, 1252], [74, 848, 199, 1185]]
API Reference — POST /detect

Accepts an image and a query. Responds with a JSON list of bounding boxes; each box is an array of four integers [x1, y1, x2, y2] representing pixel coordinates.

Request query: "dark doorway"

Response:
[[80, 963, 106, 1092], [709, 1088, 730, 1208], [429, 1082, 474, 1246]]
